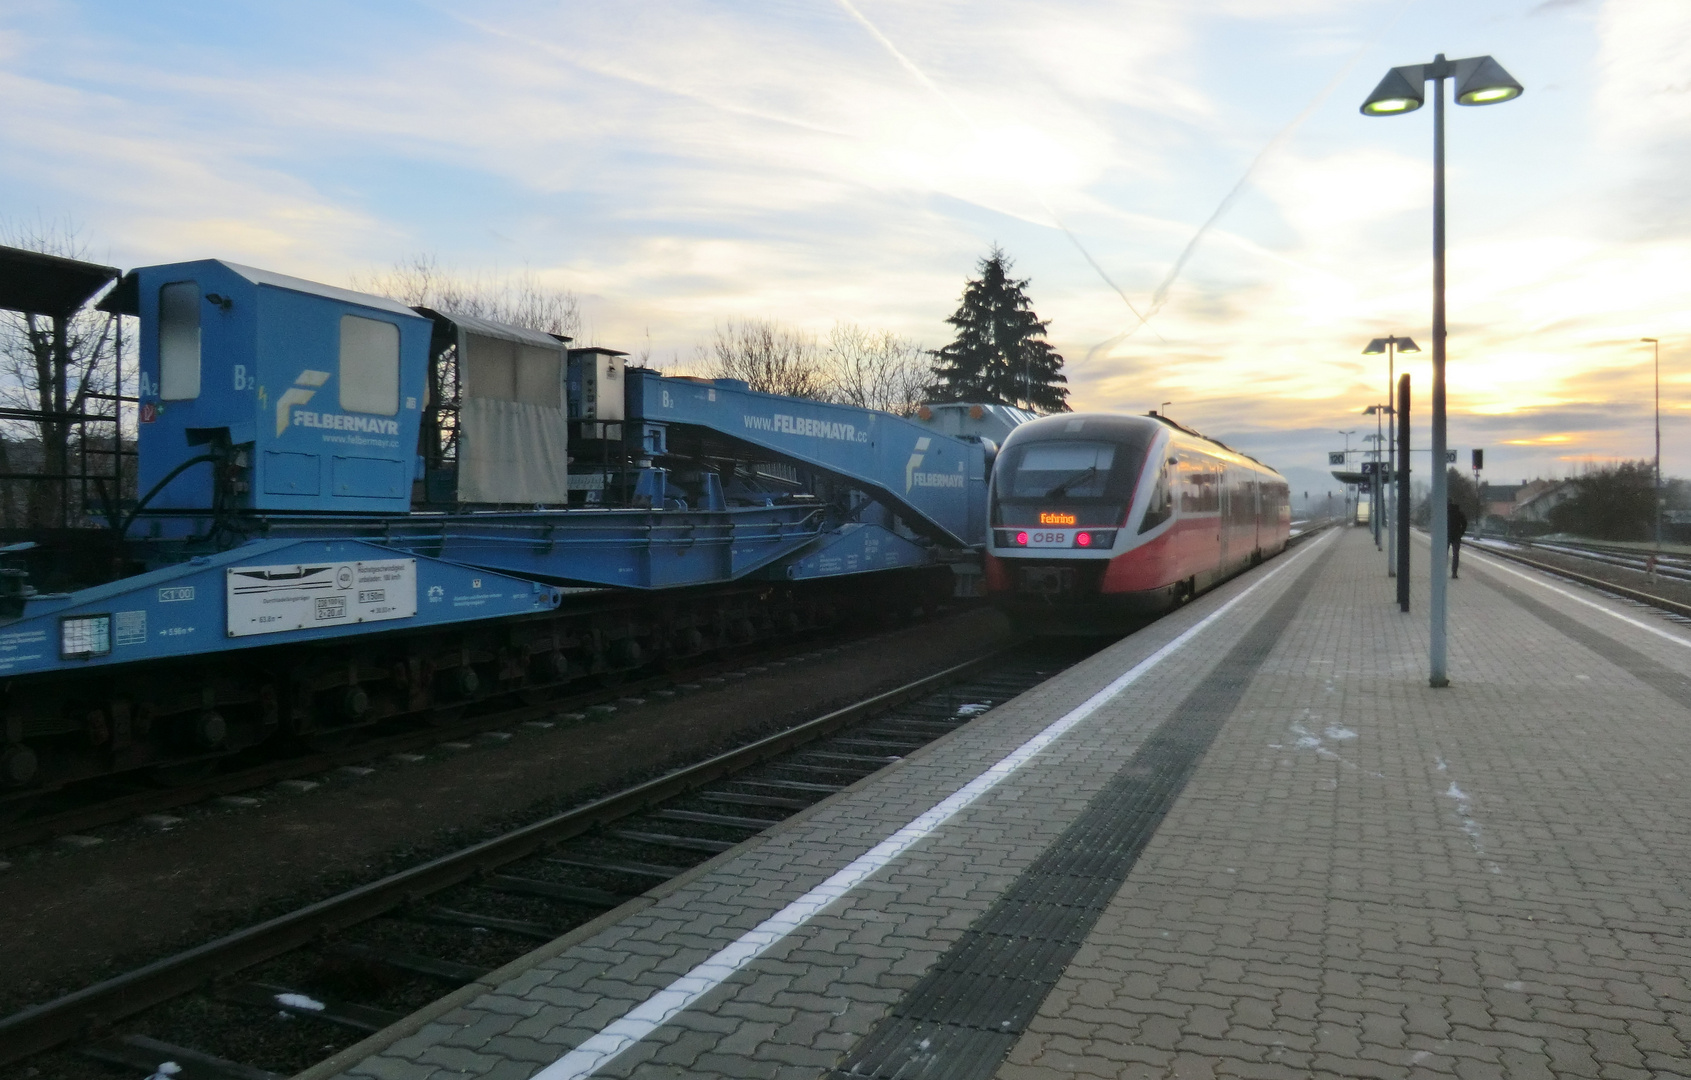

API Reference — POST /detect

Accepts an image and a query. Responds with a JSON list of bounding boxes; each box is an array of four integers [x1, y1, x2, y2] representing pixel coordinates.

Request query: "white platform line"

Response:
[[531, 531, 1336, 1080], [1465, 548, 1691, 650]]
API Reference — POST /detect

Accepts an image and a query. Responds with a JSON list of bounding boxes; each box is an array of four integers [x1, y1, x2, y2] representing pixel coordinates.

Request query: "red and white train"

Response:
[[984, 412, 1290, 631]]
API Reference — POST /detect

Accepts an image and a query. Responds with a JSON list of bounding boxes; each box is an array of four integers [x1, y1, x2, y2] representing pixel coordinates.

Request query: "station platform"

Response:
[[319, 526, 1691, 1080]]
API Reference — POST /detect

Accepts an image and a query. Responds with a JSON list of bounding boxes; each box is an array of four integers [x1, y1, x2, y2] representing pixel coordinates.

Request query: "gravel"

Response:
[[0, 607, 1013, 1021]]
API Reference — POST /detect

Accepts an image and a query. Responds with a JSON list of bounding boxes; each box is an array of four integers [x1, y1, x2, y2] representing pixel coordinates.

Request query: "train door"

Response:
[[1217, 466, 1231, 572], [1251, 478, 1262, 561]]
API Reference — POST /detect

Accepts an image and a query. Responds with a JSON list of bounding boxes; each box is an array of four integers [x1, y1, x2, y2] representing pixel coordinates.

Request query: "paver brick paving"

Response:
[[1000, 531, 1691, 1079], [334, 531, 1691, 1079]]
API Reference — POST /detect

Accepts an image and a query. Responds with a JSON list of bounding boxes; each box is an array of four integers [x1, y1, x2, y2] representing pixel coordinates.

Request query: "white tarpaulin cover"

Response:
[[457, 396, 569, 504]]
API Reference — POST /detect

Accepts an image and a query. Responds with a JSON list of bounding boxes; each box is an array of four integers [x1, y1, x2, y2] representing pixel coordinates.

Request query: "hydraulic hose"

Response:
[[119, 453, 220, 538]]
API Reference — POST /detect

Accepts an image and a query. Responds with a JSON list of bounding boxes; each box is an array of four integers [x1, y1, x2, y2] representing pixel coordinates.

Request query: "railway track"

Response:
[[2, 638, 1099, 1080], [1504, 537, 1691, 583], [1469, 538, 1691, 621], [0, 611, 956, 853]]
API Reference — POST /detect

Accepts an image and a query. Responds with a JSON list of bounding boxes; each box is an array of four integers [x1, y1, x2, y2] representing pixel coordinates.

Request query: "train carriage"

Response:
[[984, 412, 1290, 632]]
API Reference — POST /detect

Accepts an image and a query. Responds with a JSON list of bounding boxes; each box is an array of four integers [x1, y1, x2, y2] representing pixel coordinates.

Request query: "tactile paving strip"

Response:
[[829, 553, 1332, 1079]]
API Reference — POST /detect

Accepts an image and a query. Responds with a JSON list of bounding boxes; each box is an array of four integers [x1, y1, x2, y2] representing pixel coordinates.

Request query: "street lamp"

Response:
[[1338, 430, 1357, 522], [1364, 337, 1420, 581], [1362, 53, 1523, 688], [1643, 337, 1661, 560]]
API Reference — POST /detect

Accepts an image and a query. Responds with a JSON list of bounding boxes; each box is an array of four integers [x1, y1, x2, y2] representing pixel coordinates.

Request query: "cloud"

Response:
[[1, 0, 1687, 483]]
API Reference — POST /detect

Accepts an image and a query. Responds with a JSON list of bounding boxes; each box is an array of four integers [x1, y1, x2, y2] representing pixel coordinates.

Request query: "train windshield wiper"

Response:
[[1044, 465, 1098, 498]]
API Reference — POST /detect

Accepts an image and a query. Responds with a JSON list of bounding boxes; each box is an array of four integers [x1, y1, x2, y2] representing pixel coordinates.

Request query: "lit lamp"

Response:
[[1362, 53, 1522, 688]]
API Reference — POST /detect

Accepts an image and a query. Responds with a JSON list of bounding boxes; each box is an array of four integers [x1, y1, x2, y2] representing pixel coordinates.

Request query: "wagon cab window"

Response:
[[158, 281, 201, 400], [1003, 442, 1117, 499], [339, 315, 400, 415]]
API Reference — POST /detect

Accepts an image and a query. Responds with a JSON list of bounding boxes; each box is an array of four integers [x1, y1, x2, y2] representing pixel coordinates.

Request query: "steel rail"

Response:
[[1521, 541, 1691, 581], [1472, 543, 1691, 620], [0, 645, 1013, 1066]]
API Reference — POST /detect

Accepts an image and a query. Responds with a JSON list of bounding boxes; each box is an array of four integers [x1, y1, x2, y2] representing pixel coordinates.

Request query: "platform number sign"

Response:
[[1328, 452, 1346, 466], [1445, 449, 1458, 463]]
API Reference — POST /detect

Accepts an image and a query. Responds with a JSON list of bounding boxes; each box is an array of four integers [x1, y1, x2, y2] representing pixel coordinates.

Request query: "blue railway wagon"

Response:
[[0, 254, 1021, 804]]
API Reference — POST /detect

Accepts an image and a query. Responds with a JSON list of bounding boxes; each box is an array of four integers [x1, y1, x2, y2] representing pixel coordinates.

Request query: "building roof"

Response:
[[0, 245, 120, 318]]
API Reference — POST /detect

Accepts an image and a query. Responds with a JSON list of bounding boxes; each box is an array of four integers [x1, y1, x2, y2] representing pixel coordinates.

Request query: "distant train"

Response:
[[984, 413, 1290, 632]]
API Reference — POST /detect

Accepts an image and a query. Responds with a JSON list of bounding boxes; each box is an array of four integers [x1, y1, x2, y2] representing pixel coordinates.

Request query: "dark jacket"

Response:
[[1448, 502, 1468, 539]]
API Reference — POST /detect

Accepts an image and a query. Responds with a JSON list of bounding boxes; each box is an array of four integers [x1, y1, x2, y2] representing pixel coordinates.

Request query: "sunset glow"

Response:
[[1, 0, 1685, 493]]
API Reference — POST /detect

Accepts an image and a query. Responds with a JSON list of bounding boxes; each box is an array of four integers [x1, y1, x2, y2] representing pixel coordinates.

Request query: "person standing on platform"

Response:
[[1448, 500, 1468, 578]]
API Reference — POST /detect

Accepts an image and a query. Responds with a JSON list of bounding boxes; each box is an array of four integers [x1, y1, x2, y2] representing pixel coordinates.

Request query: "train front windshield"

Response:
[[994, 438, 1147, 526]]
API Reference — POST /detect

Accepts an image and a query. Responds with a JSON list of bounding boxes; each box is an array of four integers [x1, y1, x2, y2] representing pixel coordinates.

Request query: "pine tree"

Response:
[[928, 248, 1069, 412]]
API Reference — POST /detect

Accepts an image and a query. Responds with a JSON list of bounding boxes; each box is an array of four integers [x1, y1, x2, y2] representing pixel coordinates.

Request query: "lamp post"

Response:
[[1362, 52, 1523, 688], [1364, 337, 1420, 579], [1338, 430, 1357, 522], [1643, 338, 1661, 559], [1359, 430, 1386, 547]]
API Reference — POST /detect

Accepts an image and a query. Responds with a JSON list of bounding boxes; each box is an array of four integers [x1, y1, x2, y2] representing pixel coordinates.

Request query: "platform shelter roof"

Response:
[[0, 245, 120, 318], [416, 307, 571, 348]]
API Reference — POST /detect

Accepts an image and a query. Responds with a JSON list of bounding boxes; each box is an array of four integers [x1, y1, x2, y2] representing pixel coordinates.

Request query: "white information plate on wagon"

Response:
[[1022, 530, 1073, 548], [226, 559, 417, 638]]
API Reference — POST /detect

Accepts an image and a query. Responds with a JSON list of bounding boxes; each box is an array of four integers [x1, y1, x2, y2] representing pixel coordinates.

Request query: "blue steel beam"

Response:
[[765, 522, 934, 581], [4, 538, 562, 678], [356, 504, 829, 590], [627, 371, 987, 548]]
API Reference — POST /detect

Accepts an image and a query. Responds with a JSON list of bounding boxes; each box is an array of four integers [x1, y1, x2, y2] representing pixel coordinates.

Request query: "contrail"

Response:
[[834, 0, 1162, 342], [1097, 0, 1417, 354]]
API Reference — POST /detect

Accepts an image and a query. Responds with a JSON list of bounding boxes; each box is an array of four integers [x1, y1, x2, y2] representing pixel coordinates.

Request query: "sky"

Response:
[[3, 0, 1688, 498]]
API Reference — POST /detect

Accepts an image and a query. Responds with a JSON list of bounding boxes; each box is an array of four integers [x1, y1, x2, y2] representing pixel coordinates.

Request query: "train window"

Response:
[[1003, 442, 1116, 499], [1139, 463, 1172, 532], [1182, 468, 1220, 513], [158, 281, 201, 400], [340, 315, 400, 415]]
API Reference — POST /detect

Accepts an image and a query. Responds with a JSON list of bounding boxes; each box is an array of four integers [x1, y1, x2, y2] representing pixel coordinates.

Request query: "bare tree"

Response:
[[352, 254, 582, 338], [826, 323, 928, 416], [353, 255, 583, 475], [0, 219, 126, 528], [708, 319, 833, 400]]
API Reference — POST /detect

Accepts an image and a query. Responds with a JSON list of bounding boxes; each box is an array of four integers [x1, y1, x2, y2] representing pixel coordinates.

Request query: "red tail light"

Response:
[[1015, 531, 1029, 546], [1076, 532, 1092, 547]]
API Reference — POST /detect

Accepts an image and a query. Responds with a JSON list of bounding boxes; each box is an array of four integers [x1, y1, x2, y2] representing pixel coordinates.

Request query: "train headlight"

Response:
[[1075, 532, 1092, 547], [1014, 531, 1029, 546]]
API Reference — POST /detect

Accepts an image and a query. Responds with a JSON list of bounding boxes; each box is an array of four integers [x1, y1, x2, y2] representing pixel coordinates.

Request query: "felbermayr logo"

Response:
[[904, 436, 966, 493], [744, 413, 866, 443], [912, 471, 966, 489], [276, 370, 330, 435], [293, 412, 401, 436]]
